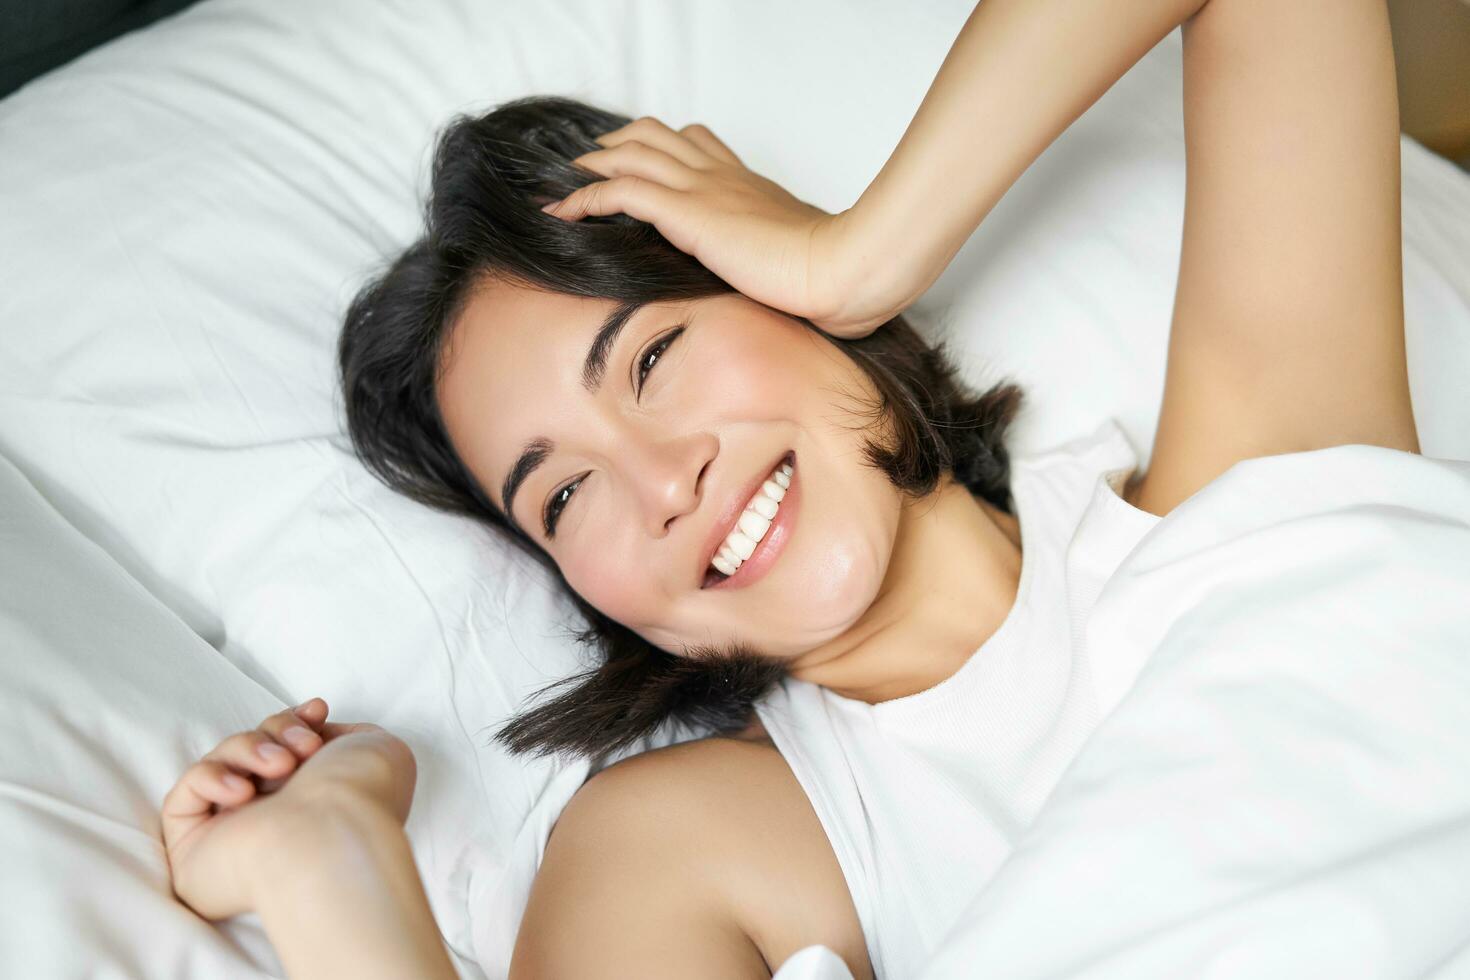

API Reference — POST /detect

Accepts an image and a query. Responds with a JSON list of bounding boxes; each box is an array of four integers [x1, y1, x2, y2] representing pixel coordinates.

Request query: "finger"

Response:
[[678, 123, 743, 167], [571, 141, 697, 192], [162, 760, 255, 832], [546, 175, 683, 231], [594, 116, 712, 170], [161, 767, 215, 840], [291, 697, 329, 729], [258, 707, 325, 758], [318, 720, 384, 740], [204, 730, 298, 780]]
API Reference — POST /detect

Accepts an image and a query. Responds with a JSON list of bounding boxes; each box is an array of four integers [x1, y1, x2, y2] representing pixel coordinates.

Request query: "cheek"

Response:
[[685, 317, 821, 415], [774, 462, 903, 645], [558, 533, 661, 629]]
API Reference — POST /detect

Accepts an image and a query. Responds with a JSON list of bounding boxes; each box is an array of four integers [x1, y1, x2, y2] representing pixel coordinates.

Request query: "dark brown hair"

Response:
[[338, 96, 1022, 760]]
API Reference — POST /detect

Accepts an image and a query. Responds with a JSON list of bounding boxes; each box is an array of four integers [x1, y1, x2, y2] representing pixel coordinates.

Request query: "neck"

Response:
[[787, 476, 1022, 703]]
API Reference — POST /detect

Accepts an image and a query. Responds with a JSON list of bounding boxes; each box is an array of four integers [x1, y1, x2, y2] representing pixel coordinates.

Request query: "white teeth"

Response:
[[707, 457, 795, 580], [749, 494, 778, 519], [737, 509, 771, 542], [727, 529, 757, 560]]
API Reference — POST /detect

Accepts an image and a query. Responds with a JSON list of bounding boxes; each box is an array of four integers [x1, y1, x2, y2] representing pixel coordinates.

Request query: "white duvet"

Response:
[[1, 0, 1467, 977], [776, 445, 1470, 979]]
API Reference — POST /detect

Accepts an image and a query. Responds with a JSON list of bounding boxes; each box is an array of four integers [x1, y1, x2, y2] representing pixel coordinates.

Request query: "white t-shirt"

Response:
[[756, 419, 1162, 979]]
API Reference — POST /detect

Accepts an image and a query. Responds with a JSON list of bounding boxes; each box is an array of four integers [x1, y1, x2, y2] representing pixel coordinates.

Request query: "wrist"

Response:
[[817, 200, 932, 334], [244, 791, 458, 979], [244, 788, 403, 910]]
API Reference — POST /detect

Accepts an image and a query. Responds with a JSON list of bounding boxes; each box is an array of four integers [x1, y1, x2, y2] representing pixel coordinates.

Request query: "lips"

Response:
[[697, 450, 795, 589]]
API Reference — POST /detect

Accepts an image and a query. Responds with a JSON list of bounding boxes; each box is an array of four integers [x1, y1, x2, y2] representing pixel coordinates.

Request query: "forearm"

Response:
[[845, 0, 1210, 312], [253, 801, 458, 980]]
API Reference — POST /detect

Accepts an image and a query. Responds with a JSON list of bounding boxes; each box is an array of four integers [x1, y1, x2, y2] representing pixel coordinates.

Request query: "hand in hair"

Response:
[[540, 116, 889, 339]]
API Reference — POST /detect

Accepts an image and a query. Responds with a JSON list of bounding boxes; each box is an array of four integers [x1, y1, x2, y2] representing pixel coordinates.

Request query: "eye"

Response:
[[635, 326, 685, 396], [543, 474, 585, 539], [543, 325, 684, 537]]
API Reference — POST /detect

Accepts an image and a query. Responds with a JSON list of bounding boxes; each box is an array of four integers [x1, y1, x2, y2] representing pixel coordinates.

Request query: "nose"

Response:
[[623, 429, 718, 538]]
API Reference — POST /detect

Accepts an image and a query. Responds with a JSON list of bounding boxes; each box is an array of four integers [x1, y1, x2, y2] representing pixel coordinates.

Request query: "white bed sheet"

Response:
[[0, 452, 286, 976], [0, 0, 1467, 976]]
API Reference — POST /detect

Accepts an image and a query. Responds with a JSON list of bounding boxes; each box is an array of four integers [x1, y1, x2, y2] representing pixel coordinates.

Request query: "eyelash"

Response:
[[542, 326, 685, 538]]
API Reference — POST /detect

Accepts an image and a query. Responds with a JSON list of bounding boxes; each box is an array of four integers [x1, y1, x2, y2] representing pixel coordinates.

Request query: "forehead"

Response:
[[441, 277, 612, 389], [433, 278, 648, 510]]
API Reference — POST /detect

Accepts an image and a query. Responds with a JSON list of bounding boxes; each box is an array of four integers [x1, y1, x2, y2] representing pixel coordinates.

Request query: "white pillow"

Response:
[[0, 0, 1466, 975]]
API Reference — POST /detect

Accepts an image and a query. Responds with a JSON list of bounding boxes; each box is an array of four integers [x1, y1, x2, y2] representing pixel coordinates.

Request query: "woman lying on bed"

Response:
[[159, 0, 1416, 976]]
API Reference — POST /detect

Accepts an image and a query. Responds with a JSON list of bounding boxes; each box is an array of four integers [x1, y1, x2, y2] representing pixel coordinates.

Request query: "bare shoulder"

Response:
[[509, 736, 871, 980]]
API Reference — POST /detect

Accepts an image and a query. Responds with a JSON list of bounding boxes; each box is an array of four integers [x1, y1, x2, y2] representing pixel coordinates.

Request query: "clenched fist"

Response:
[[160, 699, 416, 921]]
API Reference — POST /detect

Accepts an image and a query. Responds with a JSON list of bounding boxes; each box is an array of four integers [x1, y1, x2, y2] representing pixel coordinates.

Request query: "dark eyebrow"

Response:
[[581, 300, 645, 394], [500, 437, 553, 531], [503, 301, 645, 531]]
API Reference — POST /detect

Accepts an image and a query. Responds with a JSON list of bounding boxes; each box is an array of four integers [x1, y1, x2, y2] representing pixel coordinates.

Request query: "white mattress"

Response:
[[0, 1, 1466, 976]]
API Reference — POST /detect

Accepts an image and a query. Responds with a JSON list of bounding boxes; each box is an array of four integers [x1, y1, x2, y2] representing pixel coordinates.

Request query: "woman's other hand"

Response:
[[159, 698, 417, 921], [541, 117, 898, 339]]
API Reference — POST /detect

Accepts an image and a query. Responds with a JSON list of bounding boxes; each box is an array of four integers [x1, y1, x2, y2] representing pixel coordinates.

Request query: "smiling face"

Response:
[[435, 277, 906, 662]]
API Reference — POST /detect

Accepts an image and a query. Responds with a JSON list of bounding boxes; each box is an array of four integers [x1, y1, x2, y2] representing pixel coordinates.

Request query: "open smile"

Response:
[[699, 451, 798, 591]]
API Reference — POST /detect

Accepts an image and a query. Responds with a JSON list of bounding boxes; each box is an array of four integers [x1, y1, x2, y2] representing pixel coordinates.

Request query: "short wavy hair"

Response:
[[338, 95, 1023, 760]]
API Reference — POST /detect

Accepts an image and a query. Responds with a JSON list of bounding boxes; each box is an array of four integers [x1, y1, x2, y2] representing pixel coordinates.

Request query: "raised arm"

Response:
[[865, 0, 1418, 514], [840, 0, 1211, 329], [547, 0, 1213, 337], [1128, 0, 1417, 515], [552, 0, 1416, 515]]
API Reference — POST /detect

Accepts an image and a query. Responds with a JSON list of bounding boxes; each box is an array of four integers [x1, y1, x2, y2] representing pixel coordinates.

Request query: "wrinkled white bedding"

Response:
[[0, 452, 288, 976], [1, 0, 1468, 976], [775, 445, 1470, 979]]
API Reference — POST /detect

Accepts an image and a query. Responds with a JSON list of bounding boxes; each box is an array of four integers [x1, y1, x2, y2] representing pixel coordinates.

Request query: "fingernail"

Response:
[[257, 742, 292, 763], [223, 773, 250, 791]]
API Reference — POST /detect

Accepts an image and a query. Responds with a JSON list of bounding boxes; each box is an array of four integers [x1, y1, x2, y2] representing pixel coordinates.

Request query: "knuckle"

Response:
[[194, 759, 227, 781], [631, 116, 671, 135], [384, 732, 415, 765], [681, 122, 710, 136], [259, 712, 296, 736], [359, 729, 414, 771], [231, 731, 268, 751], [205, 735, 247, 762]]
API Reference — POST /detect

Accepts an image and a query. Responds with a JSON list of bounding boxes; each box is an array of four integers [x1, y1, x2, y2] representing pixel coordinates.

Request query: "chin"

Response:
[[658, 550, 886, 661]]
